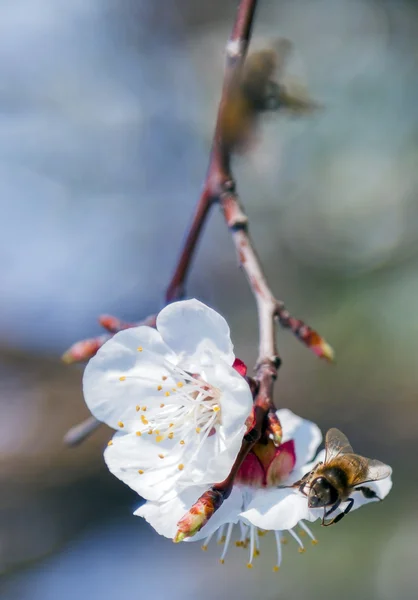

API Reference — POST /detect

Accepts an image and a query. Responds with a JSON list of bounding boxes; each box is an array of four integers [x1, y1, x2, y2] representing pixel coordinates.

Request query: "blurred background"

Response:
[[1, 0, 417, 598]]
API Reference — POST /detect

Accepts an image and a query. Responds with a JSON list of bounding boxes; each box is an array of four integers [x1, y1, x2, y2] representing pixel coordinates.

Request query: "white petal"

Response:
[[135, 486, 244, 541], [190, 427, 246, 486], [189, 361, 253, 485], [156, 299, 235, 369], [240, 488, 321, 531], [242, 466, 393, 531], [277, 409, 322, 469], [345, 475, 393, 513], [104, 431, 184, 502], [83, 326, 177, 431], [205, 361, 253, 437]]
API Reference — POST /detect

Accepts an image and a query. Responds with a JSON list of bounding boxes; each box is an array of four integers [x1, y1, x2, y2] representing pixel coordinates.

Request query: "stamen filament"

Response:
[[248, 525, 256, 566], [289, 528, 305, 552], [299, 520, 318, 544], [220, 523, 234, 562], [274, 530, 282, 568]]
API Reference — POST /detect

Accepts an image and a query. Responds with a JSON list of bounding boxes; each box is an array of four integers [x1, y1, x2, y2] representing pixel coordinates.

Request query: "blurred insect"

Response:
[[289, 428, 392, 526], [220, 39, 320, 153]]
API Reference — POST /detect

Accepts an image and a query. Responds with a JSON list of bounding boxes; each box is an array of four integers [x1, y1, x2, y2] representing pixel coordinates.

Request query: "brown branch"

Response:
[[175, 0, 334, 540], [168, 0, 258, 300], [63, 1, 332, 474], [61, 0, 260, 446]]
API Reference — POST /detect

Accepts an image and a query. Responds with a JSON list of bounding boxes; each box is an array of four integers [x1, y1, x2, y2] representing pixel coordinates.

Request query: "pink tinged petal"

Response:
[[276, 409, 322, 470], [236, 452, 264, 487], [135, 486, 244, 541], [240, 488, 321, 532], [83, 326, 177, 431], [265, 440, 296, 487], [156, 299, 235, 369], [232, 358, 247, 377], [104, 431, 185, 502]]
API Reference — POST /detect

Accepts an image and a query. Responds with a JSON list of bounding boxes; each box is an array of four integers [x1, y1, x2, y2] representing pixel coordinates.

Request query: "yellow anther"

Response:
[[169, 423, 174, 428], [136, 405, 140, 412], [273, 566, 280, 573], [156, 435, 164, 443], [311, 539, 319, 546], [299, 530, 306, 537], [195, 427, 201, 434], [160, 403, 165, 408], [246, 563, 253, 569], [180, 440, 185, 445], [141, 415, 148, 425], [154, 430, 160, 435], [298, 547, 306, 554], [257, 529, 266, 537], [142, 406, 147, 412], [136, 431, 142, 437], [157, 385, 162, 391], [147, 429, 153, 435], [172, 388, 177, 392], [138, 469, 144, 475], [158, 453, 165, 459], [178, 463, 184, 471], [213, 405, 221, 412], [281, 537, 288, 544], [168, 432, 174, 440], [254, 549, 260, 557], [107, 440, 113, 446], [177, 382, 184, 388], [218, 536, 226, 544], [137, 346, 143, 352], [165, 391, 170, 397], [201, 545, 208, 551], [119, 376, 126, 381], [118, 421, 124, 428], [219, 559, 225, 565], [235, 541, 242, 547], [162, 375, 167, 381]]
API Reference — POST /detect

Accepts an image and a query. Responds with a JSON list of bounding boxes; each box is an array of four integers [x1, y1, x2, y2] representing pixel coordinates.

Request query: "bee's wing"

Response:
[[324, 428, 354, 463], [351, 458, 392, 486], [272, 38, 293, 77]]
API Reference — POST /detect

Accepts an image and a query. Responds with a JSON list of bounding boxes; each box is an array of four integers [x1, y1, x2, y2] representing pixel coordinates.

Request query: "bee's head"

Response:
[[308, 477, 338, 508]]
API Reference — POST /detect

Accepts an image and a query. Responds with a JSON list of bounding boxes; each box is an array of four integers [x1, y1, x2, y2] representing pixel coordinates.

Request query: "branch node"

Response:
[[220, 192, 248, 230], [226, 39, 244, 60]]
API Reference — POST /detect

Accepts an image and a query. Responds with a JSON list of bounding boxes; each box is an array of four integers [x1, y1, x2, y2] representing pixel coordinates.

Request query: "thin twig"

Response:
[[175, 0, 333, 539], [63, 0, 332, 464], [63, 415, 102, 447]]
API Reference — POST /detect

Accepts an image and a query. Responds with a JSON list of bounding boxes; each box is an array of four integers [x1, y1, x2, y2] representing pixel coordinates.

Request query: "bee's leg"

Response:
[[356, 486, 382, 501], [321, 499, 341, 526], [323, 497, 354, 526], [278, 480, 308, 495], [279, 471, 311, 492]]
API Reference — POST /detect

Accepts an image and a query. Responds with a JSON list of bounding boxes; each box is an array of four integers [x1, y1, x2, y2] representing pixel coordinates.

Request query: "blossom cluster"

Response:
[[83, 299, 392, 571]]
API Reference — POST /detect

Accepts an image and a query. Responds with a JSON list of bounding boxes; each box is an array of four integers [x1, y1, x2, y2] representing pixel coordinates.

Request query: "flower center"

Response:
[[118, 358, 223, 475], [200, 519, 318, 571]]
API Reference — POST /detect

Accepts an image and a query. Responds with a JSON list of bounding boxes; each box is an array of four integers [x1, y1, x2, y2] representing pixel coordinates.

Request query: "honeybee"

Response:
[[290, 428, 392, 526]]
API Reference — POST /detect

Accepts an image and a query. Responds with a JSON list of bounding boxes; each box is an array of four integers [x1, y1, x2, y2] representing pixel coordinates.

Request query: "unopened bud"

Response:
[[174, 489, 224, 543], [61, 334, 111, 364]]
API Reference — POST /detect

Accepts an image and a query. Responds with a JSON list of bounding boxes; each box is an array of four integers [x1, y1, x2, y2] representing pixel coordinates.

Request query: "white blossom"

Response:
[[83, 299, 253, 501]]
